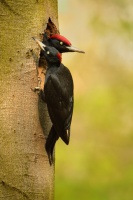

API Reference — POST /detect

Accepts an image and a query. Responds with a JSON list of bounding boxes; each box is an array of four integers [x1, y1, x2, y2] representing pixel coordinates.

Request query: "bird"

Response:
[[33, 37, 74, 165], [42, 32, 85, 53]]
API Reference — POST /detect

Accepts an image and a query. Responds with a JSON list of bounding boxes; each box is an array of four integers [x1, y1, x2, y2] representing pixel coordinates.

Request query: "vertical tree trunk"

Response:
[[0, 0, 58, 199]]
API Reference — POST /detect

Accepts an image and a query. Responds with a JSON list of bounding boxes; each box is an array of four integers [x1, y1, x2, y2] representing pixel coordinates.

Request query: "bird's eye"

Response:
[[60, 41, 63, 45], [47, 51, 50, 54]]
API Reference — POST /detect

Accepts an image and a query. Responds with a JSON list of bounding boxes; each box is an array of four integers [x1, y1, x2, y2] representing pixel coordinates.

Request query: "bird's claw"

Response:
[[31, 86, 41, 94]]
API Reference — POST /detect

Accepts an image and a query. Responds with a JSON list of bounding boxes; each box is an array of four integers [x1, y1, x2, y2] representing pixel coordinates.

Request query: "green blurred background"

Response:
[[55, 0, 133, 199]]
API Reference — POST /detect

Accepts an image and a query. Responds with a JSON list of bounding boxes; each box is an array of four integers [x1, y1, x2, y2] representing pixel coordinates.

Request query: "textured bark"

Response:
[[0, 0, 58, 199]]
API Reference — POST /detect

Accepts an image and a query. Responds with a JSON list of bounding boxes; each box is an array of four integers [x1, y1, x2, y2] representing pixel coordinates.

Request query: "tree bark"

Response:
[[0, 0, 58, 199]]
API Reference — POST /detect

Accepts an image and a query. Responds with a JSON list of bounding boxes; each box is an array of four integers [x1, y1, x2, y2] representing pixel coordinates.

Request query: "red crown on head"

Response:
[[50, 34, 71, 46]]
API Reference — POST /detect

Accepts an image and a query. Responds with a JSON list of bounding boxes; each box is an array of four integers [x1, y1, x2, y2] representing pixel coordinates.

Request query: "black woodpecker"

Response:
[[33, 38, 74, 165]]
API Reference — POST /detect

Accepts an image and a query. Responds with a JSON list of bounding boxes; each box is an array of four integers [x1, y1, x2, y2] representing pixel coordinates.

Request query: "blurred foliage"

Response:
[[56, 0, 133, 199]]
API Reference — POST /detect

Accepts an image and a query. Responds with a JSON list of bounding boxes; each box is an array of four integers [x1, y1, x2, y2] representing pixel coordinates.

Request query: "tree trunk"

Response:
[[0, 0, 58, 199]]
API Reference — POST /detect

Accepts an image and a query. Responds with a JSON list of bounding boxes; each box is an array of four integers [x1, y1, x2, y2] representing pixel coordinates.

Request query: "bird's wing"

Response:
[[45, 72, 73, 131]]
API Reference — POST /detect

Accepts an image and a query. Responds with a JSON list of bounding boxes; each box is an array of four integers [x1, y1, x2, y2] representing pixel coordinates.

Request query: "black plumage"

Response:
[[33, 38, 74, 165], [44, 47, 73, 164]]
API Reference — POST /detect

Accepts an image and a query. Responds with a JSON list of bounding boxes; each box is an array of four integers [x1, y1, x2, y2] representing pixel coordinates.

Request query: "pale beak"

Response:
[[66, 46, 85, 53], [32, 37, 46, 50]]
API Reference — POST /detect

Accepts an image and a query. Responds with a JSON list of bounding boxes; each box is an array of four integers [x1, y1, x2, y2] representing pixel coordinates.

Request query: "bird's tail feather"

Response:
[[45, 125, 59, 165], [60, 129, 70, 145]]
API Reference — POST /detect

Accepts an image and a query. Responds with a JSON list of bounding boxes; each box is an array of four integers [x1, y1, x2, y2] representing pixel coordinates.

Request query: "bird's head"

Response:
[[49, 34, 85, 53], [33, 37, 62, 65]]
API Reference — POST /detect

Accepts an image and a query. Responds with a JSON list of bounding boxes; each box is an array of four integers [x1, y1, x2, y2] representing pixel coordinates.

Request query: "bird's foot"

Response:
[[31, 87, 46, 102], [31, 86, 41, 94]]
